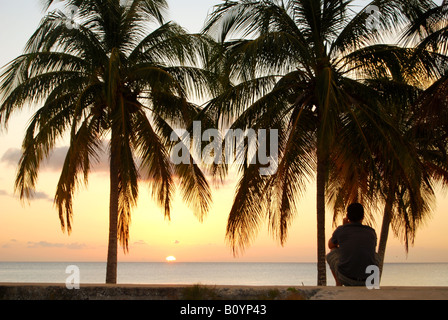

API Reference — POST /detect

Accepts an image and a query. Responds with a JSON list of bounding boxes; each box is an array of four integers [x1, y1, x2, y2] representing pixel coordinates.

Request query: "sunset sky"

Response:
[[1, 0, 448, 264]]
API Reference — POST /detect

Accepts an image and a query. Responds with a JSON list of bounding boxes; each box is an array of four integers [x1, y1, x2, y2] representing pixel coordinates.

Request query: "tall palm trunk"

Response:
[[106, 145, 119, 284], [316, 147, 328, 286], [378, 185, 395, 277]]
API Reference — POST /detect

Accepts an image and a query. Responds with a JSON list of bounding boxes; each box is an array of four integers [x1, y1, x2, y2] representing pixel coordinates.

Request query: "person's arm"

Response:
[[328, 225, 343, 250], [328, 237, 338, 250]]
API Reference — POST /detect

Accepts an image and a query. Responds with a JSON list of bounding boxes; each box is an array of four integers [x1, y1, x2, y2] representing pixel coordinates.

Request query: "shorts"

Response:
[[326, 249, 378, 287]]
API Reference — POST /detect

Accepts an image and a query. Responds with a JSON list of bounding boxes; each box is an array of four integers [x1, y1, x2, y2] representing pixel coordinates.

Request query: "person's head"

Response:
[[347, 203, 364, 223]]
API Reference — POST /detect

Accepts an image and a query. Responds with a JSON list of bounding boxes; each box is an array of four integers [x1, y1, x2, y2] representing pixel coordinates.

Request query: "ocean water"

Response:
[[0, 262, 447, 287]]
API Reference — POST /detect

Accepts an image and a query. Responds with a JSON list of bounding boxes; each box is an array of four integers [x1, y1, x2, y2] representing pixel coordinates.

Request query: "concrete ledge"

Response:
[[0, 283, 313, 300], [1, 283, 448, 300]]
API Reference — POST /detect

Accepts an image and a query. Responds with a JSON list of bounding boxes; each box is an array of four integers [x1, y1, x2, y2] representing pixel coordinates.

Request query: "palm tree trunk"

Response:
[[106, 148, 119, 284], [378, 186, 395, 277], [316, 148, 328, 286]]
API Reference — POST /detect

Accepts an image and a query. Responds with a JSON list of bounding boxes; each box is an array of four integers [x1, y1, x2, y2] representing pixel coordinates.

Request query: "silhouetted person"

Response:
[[326, 203, 380, 286]]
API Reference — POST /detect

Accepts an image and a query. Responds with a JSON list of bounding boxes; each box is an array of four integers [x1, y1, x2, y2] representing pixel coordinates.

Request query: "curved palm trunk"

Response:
[[378, 186, 395, 278], [316, 149, 328, 286], [106, 148, 119, 284]]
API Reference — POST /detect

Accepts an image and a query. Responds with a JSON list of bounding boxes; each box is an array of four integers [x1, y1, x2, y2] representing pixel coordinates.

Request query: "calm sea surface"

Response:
[[0, 262, 447, 286]]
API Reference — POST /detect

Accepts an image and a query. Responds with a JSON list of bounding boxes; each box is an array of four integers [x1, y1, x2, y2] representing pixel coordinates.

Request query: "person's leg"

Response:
[[326, 249, 343, 286], [330, 267, 343, 286]]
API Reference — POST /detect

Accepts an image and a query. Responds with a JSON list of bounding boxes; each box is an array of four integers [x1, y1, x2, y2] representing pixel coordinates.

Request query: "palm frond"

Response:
[[133, 109, 174, 220], [226, 162, 269, 255], [55, 116, 101, 233]]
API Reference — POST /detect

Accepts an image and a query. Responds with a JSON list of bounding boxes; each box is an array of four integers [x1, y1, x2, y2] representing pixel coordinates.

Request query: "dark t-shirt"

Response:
[[330, 223, 378, 280]]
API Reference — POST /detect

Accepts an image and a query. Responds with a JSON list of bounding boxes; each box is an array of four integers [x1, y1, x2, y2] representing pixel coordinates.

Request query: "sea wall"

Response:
[[4, 283, 448, 300], [0, 284, 316, 300]]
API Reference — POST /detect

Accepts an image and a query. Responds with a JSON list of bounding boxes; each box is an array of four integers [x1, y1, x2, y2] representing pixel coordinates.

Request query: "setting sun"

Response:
[[166, 256, 177, 262]]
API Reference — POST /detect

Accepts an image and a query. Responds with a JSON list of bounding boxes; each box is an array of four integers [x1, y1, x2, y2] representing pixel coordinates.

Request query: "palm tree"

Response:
[[328, 76, 445, 276], [203, 0, 434, 286], [370, 0, 448, 272], [0, 0, 214, 284], [365, 0, 448, 275], [329, 0, 448, 274]]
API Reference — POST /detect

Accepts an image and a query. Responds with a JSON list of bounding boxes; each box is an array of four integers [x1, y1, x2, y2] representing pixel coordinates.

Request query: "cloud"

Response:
[[1, 148, 21, 165], [0, 142, 237, 186], [1, 143, 110, 173], [27, 241, 64, 248], [2, 239, 87, 251], [1, 147, 67, 169], [65, 243, 88, 250], [43, 147, 69, 171], [133, 240, 148, 246], [32, 191, 53, 202], [27, 241, 87, 250], [0, 188, 52, 202], [1, 239, 18, 249]]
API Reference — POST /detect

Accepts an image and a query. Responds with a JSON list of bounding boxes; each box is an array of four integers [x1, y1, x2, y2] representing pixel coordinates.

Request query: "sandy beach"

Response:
[[1, 283, 448, 300]]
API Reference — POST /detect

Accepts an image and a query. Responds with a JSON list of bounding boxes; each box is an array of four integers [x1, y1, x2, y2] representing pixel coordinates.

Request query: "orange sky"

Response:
[[1, 113, 447, 264], [1, 0, 448, 264]]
